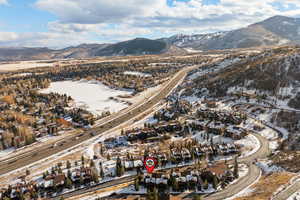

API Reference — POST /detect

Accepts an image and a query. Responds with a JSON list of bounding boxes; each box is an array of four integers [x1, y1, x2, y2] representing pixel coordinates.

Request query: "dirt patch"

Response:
[[234, 172, 295, 200], [271, 151, 300, 172]]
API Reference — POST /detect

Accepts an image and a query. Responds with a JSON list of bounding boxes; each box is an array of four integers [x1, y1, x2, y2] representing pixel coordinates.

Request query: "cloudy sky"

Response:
[[0, 0, 300, 48]]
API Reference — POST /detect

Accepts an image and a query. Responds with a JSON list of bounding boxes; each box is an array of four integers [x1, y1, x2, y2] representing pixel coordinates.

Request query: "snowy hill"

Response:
[[185, 46, 300, 110], [162, 16, 300, 51]]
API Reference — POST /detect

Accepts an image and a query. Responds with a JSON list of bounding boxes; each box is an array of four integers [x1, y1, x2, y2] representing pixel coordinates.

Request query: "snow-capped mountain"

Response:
[[2, 16, 300, 61], [162, 15, 300, 51], [159, 32, 227, 49]]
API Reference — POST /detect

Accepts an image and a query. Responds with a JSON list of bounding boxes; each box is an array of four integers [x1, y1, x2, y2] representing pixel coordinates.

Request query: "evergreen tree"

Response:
[[90, 160, 95, 167], [116, 156, 124, 177], [67, 169, 72, 179], [212, 175, 218, 190], [92, 171, 99, 183], [210, 137, 214, 151], [233, 156, 239, 178], [193, 194, 203, 200], [81, 155, 85, 165], [203, 179, 208, 190], [79, 176, 84, 185], [99, 162, 105, 178], [65, 177, 73, 189], [66, 160, 71, 169], [134, 178, 140, 191], [173, 179, 179, 192]]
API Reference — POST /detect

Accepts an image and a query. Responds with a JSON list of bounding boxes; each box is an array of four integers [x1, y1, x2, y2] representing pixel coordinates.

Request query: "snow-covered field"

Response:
[[40, 80, 133, 115], [124, 71, 151, 77], [0, 60, 54, 71]]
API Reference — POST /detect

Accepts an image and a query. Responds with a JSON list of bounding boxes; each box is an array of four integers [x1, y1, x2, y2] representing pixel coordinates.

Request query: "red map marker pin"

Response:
[[144, 157, 157, 173]]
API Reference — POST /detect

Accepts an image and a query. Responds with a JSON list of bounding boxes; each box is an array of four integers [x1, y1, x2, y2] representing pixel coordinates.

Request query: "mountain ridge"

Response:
[[1, 15, 300, 61]]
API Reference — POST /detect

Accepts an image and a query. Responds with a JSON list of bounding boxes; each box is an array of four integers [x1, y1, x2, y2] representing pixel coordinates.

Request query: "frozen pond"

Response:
[[40, 80, 132, 115]]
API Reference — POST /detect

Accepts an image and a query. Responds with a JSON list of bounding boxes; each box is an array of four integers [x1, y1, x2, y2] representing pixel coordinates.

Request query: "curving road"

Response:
[[204, 132, 270, 200], [50, 97, 275, 200], [233, 102, 300, 200], [0, 66, 195, 176], [50, 128, 271, 200]]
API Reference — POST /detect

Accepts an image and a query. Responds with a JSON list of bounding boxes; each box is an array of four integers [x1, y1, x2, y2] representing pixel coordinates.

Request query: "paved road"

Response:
[[205, 164, 261, 200], [48, 97, 273, 200], [0, 66, 195, 175], [273, 180, 300, 200], [233, 102, 300, 200], [50, 129, 270, 200], [204, 132, 270, 200], [52, 176, 135, 200]]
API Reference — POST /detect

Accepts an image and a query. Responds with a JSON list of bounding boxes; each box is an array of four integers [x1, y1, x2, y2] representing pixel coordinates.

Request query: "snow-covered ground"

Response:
[[236, 134, 260, 158], [256, 159, 284, 174], [124, 71, 151, 77], [188, 57, 240, 80], [288, 191, 300, 200], [40, 80, 133, 115], [191, 131, 260, 159], [0, 148, 15, 158]]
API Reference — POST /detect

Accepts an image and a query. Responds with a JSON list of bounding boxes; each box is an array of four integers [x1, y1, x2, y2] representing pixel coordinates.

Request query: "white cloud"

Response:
[[35, 0, 300, 35], [35, 0, 165, 24], [3, 0, 300, 47], [0, 0, 8, 5], [0, 31, 95, 48]]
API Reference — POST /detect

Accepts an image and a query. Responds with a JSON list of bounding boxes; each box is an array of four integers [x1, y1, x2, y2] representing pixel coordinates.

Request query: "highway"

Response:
[[0, 65, 194, 175]]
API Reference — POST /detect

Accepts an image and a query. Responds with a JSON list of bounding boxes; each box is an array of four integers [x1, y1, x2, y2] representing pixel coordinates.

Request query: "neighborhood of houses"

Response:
[[0, 90, 251, 199], [0, 57, 196, 151]]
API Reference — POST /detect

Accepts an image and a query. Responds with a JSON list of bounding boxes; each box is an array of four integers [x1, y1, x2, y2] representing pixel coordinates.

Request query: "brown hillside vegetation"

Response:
[[1, 95, 15, 104], [234, 172, 295, 200]]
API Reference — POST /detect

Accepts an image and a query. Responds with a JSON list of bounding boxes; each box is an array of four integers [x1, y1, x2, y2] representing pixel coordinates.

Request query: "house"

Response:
[[124, 160, 143, 170], [53, 174, 65, 187], [225, 126, 248, 140], [207, 121, 225, 135], [182, 148, 191, 162]]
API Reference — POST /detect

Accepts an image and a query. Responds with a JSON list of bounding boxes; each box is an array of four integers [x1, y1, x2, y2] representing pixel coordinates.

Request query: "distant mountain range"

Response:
[[1, 15, 300, 61], [163, 15, 300, 50]]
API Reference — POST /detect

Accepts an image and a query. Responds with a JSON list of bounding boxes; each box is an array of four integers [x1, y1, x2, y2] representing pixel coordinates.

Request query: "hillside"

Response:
[[185, 46, 300, 109], [0, 47, 55, 61], [1, 16, 300, 61], [163, 15, 300, 50], [94, 38, 169, 56], [0, 38, 171, 61]]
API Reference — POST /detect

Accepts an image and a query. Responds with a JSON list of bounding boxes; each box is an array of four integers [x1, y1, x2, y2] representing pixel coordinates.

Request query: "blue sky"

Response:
[[0, 0, 300, 48]]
